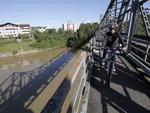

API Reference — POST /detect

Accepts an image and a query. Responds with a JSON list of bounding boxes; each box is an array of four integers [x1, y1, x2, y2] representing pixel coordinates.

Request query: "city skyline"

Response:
[[0, 0, 110, 28]]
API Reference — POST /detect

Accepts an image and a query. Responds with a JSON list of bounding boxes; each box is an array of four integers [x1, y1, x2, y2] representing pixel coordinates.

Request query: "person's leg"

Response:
[[103, 46, 109, 59], [103, 48, 107, 59], [112, 49, 116, 72], [102, 46, 108, 67]]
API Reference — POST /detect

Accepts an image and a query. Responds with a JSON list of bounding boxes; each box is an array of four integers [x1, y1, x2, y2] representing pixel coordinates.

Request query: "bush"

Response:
[[30, 42, 47, 49], [66, 23, 99, 48], [31, 31, 68, 49], [12, 50, 18, 54], [22, 34, 30, 39]]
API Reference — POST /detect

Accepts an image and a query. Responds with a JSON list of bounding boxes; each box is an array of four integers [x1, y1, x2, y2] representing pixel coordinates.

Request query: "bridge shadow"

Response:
[[41, 77, 71, 113], [0, 50, 75, 113], [90, 55, 150, 113]]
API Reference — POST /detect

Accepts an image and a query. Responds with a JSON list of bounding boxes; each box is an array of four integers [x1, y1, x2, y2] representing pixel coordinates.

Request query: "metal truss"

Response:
[[91, 0, 150, 75]]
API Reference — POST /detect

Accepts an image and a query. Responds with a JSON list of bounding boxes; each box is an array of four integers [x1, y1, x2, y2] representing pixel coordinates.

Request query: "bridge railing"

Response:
[[40, 51, 89, 113], [122, 34, 150, 75]]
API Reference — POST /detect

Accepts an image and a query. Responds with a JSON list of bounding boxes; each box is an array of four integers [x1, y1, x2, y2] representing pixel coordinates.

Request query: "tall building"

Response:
[[0, 23, 31, 38], [62, 21, 79, 32]]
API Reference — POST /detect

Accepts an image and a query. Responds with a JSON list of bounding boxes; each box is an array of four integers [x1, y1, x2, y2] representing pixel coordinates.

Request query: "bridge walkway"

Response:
[[87, 54, 150, 113]]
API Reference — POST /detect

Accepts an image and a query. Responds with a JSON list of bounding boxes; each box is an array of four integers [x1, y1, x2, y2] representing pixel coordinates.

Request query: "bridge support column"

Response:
[[127, 0, 139, 53]]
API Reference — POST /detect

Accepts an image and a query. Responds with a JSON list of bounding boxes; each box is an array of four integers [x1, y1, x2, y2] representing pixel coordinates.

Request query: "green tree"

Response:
[[135, 16, 146, 35], [46, 28, 56, 34], [67, 22, 99, 47], [57, 28, 64, 34]]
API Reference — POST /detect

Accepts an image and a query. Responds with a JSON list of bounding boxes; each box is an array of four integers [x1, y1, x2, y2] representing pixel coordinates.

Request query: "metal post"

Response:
[[99, 14, 103, 30], [127, 0, 139, 53], [134, 9, 140, 33], [125, 12, 129, 34], [145, 44, 149, 62], [115, 0, 118, 18]]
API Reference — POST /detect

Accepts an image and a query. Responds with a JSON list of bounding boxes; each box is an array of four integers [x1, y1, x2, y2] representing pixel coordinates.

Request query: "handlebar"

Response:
[[101, 47, 123, 51], [101, 46, 127, 55]]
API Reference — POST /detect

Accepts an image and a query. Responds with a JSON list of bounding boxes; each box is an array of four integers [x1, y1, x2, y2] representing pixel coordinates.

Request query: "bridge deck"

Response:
[[87, 55, 150, 113]]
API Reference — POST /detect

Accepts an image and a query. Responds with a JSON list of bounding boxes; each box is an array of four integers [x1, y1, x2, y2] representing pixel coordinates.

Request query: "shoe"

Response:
[[113, 68, 116, 72], [102, 59, 105, 68], [102, 62, 105, 66]]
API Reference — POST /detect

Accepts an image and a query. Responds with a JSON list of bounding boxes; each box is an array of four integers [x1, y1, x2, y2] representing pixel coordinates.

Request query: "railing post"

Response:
[[145, 44, 150, 62], [127, 0, 139, 53]]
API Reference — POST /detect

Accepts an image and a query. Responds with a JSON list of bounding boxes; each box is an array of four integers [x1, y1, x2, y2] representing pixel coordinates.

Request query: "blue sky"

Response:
[[0, 0, 110, 28]]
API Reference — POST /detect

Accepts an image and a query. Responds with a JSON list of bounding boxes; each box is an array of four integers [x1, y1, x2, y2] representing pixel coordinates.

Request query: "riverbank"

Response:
[[0, 45, 65, 58]]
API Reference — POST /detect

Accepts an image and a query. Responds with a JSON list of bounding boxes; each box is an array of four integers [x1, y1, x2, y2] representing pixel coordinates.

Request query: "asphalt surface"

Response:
[[0, 50, 75, 113], [87, 55, 150, 113]]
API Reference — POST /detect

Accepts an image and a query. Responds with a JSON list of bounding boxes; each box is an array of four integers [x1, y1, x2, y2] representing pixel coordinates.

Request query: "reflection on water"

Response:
[[0, 47, 68, 71]]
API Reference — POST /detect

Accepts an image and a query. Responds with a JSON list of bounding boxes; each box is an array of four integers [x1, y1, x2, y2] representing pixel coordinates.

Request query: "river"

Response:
[[0, 47, 70, 83]]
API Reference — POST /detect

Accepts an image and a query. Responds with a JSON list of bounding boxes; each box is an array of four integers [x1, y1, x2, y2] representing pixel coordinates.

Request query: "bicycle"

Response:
[[102, 46, 125, 88]]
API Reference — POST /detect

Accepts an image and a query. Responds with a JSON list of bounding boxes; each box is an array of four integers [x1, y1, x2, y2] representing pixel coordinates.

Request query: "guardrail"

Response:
[[41, 51, 89, 113], [122, 34, 150, 75]]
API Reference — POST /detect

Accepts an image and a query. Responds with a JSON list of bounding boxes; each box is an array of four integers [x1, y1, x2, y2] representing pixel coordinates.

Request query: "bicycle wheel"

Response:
[[106, 61, 114, 88]]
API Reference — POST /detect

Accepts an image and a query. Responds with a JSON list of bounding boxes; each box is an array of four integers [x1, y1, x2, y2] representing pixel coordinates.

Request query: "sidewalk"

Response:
[[87, 55, 150, 113]]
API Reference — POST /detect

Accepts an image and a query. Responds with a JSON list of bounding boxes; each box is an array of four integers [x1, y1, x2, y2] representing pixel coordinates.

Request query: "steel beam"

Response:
[[127, 0, 139, 52]]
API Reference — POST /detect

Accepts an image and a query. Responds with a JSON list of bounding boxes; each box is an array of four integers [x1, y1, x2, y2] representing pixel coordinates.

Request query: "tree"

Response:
[[135, 16, 146, 35], [67, 22, 99, 47], [57, 28, 64, 35], [47, 28, 56, 34]]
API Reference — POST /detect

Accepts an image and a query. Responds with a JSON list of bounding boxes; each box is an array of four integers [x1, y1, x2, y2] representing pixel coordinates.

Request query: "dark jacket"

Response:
[[105, 31, 125, 48]]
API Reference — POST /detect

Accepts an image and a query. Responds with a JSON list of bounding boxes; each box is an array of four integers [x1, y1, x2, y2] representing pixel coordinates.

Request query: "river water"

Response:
[[0, 47, 71, 83]]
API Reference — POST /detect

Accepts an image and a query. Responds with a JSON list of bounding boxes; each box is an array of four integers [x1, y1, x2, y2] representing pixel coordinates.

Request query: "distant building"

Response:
[[82, 21, 91, 24], [38, 27, 47, 33], [62, 21, 79, 32], [32, 26, 52, 33], [0, 23, 31, 38]]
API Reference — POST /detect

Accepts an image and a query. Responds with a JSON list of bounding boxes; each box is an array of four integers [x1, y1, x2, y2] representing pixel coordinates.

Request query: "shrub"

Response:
[[30, 42, 46, 49], [12, 50, 18, 55]]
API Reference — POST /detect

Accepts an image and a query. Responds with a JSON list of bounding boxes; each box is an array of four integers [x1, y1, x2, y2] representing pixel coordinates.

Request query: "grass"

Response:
[[0, 38, 66, 53], [0, 39, 35, 53]]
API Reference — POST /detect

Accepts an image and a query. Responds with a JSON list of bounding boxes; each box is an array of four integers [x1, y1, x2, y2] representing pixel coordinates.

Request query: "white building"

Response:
[[0, 23, 31, 38], [33, 26, 51, 33], [82, 21, 92, 24], [62, 21, 79, 32], [38, 27, 46, 33]]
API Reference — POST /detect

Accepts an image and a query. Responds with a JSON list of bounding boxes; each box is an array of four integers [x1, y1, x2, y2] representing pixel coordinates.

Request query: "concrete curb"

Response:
[[80, 82, 90, 113]]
